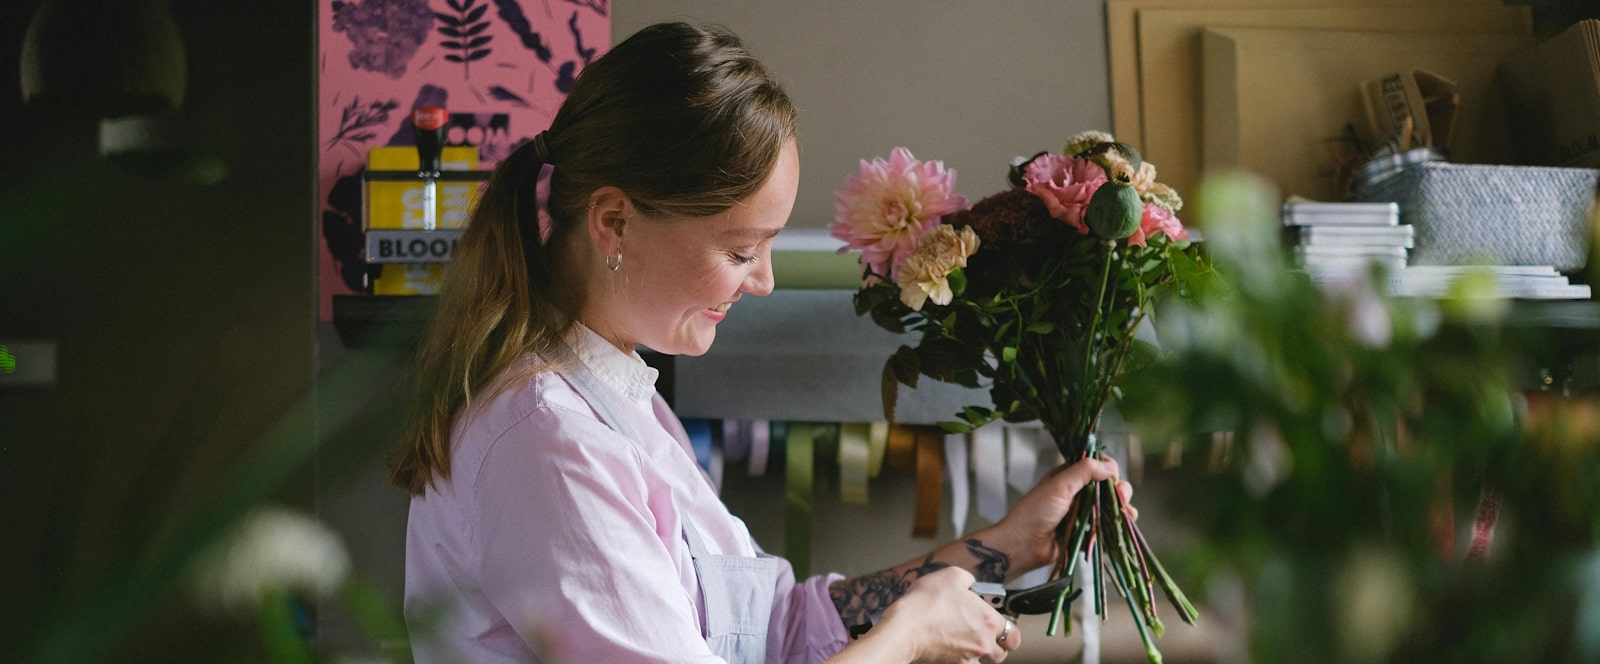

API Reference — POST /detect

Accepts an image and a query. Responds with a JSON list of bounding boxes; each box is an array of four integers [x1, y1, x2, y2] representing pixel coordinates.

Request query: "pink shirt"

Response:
[[404, 325, 850, 663]]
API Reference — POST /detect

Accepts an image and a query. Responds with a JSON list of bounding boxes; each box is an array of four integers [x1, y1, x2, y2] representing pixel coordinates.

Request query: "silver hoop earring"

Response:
[[605, 251, 623, 271]]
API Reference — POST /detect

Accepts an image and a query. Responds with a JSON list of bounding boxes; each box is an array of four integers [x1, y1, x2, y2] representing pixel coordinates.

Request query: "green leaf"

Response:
[[1002, 346, 1018, 363], [917, 337, 984, 385], [869, 302, 908, 333], [940, 420, 973, 434], [1026, 322, 1056, 334], [961, 405, 995, 423], [948, 267, 968, 296], [889, 345, 921, 388], [853, 285, 886, 315]]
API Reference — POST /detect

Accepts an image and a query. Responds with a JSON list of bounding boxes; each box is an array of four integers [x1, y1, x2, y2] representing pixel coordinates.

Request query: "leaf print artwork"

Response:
[[567, 11, 596, 65], [437, 0, 493, 79], [487, 86, 531, 108], [331, 0, 434, 79], [493, 0, 552, 63], [562, 0, 608, 17], [325, 96, 400, 157]]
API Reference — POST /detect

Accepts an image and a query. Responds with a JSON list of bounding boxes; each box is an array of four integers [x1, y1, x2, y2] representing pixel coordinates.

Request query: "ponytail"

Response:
[[389, 137, 577, 495]]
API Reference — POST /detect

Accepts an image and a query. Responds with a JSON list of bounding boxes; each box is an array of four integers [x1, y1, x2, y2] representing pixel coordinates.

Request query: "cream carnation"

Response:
[[896, 225, 980, 310]]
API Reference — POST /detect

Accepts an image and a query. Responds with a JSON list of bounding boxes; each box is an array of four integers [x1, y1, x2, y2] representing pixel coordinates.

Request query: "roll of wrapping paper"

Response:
[[784, 422, 815, 577]]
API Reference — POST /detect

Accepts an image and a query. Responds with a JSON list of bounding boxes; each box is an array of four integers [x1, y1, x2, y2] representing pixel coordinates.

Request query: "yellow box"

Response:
[[366, 145, 478, 294], [365, 145, 480, 230], [373, 263, 450, 295]]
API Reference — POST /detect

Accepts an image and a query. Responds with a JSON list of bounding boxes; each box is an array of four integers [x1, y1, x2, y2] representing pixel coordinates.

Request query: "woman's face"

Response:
[[598, 139, 799, 356]]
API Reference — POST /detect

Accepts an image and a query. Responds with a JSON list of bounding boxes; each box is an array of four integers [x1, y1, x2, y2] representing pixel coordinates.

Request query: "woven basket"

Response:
[[1349, 163, 1600, 271]]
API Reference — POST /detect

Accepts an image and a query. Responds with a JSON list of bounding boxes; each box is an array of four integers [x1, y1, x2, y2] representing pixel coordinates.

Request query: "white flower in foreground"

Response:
[[192, 505, 351, 609]]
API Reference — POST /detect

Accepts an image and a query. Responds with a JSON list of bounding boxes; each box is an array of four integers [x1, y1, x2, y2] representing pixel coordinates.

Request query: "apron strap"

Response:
[[561, 359, 711, 559]]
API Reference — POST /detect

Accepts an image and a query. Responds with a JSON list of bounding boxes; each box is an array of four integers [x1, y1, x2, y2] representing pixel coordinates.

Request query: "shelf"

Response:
[[331, 294, 437, 349]]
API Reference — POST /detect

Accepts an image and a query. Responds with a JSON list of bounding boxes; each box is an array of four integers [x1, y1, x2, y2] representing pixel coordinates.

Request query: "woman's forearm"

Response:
[[827, 526, 1024, 629]]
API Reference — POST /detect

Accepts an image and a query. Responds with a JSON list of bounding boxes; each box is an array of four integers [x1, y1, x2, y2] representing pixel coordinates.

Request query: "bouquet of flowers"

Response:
[[831, 131, 1216, 661]]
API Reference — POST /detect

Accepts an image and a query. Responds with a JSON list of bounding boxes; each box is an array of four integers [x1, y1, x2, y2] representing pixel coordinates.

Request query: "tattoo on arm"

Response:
[[965, 538, 1011, 583], [829, 555, 949, 627], [828, 539, 1012, 628]]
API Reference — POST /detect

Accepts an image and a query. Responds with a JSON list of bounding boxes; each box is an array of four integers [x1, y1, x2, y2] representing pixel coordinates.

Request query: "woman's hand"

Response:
[[869, 567, 1017, 663], [991, 456, 1135, 573]]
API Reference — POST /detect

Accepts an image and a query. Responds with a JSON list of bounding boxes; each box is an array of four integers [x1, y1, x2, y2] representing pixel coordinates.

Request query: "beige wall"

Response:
[[614, 1, 1112, 229]]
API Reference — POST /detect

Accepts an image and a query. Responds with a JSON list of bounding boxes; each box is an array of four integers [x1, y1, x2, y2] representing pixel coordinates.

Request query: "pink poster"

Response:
[[317, 0, 610, 320]]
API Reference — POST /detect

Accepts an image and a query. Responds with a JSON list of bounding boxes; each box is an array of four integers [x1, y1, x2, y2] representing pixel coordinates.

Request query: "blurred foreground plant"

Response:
[[1119, 172, 1600, 663]]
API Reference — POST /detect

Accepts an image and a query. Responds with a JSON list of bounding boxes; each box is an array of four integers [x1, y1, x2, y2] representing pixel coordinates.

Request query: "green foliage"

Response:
[[867, 229, 1212, 456], [1118, 171, 1600, 663]]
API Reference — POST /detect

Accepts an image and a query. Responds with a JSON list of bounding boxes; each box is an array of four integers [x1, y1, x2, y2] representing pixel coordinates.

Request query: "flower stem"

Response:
[[1106, 541, 1165, 664], [1132, 522, 1199, 625], [1078, 240, 1117, 440]]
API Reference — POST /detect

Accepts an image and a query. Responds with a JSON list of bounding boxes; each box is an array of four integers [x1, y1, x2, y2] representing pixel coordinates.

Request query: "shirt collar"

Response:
[[569, 322, 659, 406]]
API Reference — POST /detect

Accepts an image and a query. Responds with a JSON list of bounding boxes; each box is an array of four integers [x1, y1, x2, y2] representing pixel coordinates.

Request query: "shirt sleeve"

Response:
[[768, 568, 851, 664], [473, 404, 725, 664]]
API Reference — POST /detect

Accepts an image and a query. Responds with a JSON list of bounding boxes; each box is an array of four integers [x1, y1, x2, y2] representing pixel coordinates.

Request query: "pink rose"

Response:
[[1022, 154, 1107, 235], [1128, 203, 1189, 247]]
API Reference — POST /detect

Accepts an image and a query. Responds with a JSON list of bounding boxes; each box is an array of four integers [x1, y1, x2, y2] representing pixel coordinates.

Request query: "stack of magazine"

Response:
[[1284, 200, 1591, 300], [1389, 265, 1591, 299], [1282, 200, 1411, 278]]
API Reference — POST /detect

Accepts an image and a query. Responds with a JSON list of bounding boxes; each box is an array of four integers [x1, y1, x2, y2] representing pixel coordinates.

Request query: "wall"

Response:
[[615, 0, 1112, 230]]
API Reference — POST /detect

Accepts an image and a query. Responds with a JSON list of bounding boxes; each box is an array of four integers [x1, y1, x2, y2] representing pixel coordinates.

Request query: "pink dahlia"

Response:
[[1128, 203, 1189, 247], [831, 147, 968, 281], [1022, 154, 1107, 234]]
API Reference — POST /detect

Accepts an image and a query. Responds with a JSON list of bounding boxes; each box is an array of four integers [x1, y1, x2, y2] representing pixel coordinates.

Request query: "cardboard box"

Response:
[[1359, 69, 1461, 153], [1106, 0, 1505, 153], [1131, 4, 1527, 199], [1499, 19, 1600, 168], [1201, 27, 1533, 200]]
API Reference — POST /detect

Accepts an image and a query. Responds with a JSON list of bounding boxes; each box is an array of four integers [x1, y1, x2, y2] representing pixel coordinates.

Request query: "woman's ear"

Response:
[[585, 186, 632, 256]]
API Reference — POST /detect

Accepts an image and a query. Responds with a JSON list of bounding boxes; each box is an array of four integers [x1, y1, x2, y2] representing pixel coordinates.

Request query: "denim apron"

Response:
[[562, 363, 780, 664]]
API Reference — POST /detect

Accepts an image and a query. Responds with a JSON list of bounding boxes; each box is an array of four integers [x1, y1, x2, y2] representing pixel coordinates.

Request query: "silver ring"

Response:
[[996, 618, 1014, 646]]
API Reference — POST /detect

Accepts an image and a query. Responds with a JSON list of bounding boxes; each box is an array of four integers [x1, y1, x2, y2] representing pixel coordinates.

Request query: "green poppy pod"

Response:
[[1086, 180, 1142, 240]]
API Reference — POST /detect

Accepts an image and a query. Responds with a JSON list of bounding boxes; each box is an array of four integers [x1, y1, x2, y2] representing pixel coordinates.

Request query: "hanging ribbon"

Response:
[[1006, 425, 1062, 492], [784, 422, 816, 577], [708, 419, 725, 495], [681, 418, 714, 476], [748, 418, 770, 477], [868, 421, 888, 479], [722, 419, 750, 466], [838, 422, 872, 505], [944, 432, 970, 536], [972, 423, 1008, 524], [886, 424, 918, 476], [912, 426, 946, 539]]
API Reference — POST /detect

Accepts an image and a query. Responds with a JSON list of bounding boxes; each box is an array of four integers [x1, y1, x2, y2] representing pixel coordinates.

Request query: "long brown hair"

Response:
[[390, 22, 798, 495]]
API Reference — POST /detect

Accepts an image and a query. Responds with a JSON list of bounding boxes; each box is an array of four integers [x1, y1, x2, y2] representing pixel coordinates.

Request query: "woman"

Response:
[[390, 22, 1131, 664]]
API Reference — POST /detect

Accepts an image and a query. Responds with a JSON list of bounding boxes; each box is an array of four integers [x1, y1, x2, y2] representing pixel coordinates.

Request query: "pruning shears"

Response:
[[969, 576, 1080, 617], [847, 576, 1081, 639]]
